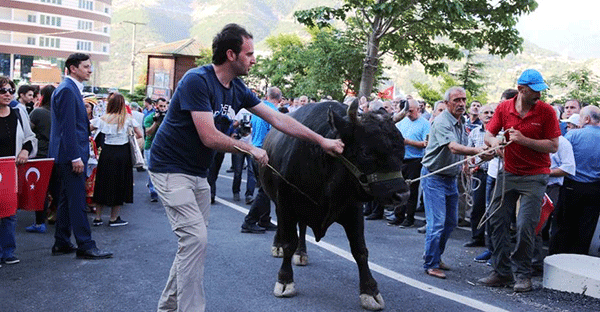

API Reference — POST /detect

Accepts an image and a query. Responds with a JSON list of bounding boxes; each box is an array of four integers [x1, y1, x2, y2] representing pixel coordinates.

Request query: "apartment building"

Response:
[[0, 0, 111, 80]]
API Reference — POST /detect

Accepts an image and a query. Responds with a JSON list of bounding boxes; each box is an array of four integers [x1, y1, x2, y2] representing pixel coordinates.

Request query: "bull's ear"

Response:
[[328, 107, 349, 137]]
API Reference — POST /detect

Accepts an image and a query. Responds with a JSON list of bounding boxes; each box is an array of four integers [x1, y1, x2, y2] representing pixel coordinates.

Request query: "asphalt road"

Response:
[[2, 156, 600, 312]]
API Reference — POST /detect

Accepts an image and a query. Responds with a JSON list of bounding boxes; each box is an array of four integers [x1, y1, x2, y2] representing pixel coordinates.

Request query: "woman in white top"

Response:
[[90, 93, 142, 227]]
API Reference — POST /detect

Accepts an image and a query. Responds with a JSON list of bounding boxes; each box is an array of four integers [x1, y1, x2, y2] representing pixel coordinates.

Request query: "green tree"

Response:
[[295, 0, 538, 98], [455, 51, 487, 101], [249, 28, 379, 101], [551, 68, 600, 106], [195, 47, 213, 66]]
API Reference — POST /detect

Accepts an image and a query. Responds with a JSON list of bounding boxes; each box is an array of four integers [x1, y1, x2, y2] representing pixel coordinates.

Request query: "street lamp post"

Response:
[[123, 21, 145, 95]]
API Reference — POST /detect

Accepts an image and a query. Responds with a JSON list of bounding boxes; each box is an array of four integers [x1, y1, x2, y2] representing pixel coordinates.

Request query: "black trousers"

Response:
[[207, 152, 226, 198], [244, 159, 271, 225], [549, 178, 600, 255], [394, 158, 422, 222], [469, 170, 488, 241]]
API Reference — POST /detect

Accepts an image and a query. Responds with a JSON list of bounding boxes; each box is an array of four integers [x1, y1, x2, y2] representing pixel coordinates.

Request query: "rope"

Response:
[[405, 141, 512, 185], [476, 158, 507, 230], [234, 146, 320, 206]]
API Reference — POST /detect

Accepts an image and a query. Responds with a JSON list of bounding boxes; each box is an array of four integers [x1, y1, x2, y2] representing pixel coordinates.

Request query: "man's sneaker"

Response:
[[475, 249, 492, 263], [513, 277, 532, 292], [233, 193, 241, 201], [417, 225, 427, 234], [477, 271, 514, 287], [25, 223, 46, 233], [245, 196, 254, 205], [211, 196, 216, 204], [241, 222, 266, 234], [92, 219, 103, 226], [399, 219, 415, 228], [2, 256, 20, 265], [258, 222, 277, 231], [150, 193, 159, 202], [226, 167, 234, 173], [108, 217, 128, 227]]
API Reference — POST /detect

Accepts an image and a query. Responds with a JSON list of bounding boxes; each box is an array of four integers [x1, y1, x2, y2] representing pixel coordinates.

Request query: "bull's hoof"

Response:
[[271, 246, 284, 258], [360, 293, 385, 311], [292, 252, 308, 266], [273, 282, 296, 297]]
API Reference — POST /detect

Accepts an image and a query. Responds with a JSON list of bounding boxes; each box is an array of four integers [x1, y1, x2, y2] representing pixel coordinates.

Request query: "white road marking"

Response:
[[215, 197, 508, 312]]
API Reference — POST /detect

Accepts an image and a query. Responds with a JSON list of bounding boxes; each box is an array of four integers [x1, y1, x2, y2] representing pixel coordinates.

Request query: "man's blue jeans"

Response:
[[421, 167, 458, 270], [145, 148, 157, 199], [0, 215, 16, 259]]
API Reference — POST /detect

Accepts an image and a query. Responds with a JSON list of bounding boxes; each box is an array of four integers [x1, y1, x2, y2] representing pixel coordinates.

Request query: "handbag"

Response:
[[128, 126, 145, 168]]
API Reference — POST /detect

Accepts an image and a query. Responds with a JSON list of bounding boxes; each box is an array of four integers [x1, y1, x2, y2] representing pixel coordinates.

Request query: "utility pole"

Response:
[[123, 21, 145, 95]]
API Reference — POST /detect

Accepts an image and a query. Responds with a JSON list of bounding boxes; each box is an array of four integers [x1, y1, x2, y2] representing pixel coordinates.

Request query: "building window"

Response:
[[105, 7, 109, 14], [77, 41, 91, 51], [27, 15, 36, 23], [102, 45, 108, 53], [27, 37, 36, 45], [79, 0, 93, 10], [40, 15, 61, 27], [41, 0, 62, 4], [78, 20, 92, 31], [39, 37, 60, 48], [103, 26, 108, 33]]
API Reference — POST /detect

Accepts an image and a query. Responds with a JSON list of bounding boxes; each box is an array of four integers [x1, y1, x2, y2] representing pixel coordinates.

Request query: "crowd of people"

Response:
[[0, 23, 599, 312]]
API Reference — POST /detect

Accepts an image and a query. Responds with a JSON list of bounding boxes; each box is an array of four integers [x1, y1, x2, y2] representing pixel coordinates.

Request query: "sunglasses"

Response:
[[0, 88, 15, 95]]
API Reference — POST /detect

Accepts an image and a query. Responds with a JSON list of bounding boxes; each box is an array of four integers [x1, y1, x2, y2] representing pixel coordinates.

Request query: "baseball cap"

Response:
[[561, 113, 580, 125], [517, 69, 549, 92]]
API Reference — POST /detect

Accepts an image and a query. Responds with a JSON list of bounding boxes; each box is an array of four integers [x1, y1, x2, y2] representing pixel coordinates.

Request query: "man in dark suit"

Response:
[[48, 53, 112, 259]]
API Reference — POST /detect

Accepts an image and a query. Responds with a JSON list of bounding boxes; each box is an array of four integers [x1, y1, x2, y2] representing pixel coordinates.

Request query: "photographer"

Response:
[[232, 109, 255, 204], [143, 98, 168, 202]]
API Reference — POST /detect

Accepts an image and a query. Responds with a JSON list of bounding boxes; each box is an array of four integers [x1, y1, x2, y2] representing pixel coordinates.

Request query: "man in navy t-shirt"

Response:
[[148, 24, 344, 312]]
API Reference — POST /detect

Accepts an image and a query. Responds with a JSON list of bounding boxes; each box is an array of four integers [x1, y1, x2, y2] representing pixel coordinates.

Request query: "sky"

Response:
[[516, 0, 600, 59]]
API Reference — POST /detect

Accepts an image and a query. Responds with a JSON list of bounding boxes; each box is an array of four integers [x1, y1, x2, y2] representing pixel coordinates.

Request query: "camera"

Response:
[[398, 99, 408, 111], [153, 110, 166, 122], [238, 119, 252, 137]]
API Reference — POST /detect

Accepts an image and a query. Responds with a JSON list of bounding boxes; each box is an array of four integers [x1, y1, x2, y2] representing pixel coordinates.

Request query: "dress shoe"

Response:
[[463, 240, 486, 247], [477, 271, 514, 287], [211, 196, 215, 204], [399, 219, 416, 228], [76, 247, 113, 260], [513, 278, 532, 292], [386, 216, 404, 226], [365, 212, 383, 220], [52, 244, 76, 256], [258, 222, 277, 231], [425, 268, 446, 279], [241, 222, 266, 234], [457, 218, 471, 227]]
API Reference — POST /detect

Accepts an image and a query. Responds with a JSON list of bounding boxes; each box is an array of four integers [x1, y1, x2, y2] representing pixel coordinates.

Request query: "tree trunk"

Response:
[[358, 16, 382, 98]]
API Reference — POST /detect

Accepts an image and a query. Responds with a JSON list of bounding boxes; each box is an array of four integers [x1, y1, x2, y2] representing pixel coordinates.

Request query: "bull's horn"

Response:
[[347, 98, 359, 124]]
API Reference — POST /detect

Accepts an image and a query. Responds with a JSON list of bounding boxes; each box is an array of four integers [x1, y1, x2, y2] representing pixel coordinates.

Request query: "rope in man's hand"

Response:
[[234, 146, 319, 206]]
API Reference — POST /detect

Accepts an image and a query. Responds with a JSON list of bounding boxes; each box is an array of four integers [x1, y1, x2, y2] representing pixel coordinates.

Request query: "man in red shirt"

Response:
[[477, 69, 560, 292]]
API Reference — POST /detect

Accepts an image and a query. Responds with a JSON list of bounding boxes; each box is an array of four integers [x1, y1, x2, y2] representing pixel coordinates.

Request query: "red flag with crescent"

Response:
[[17, 158, 54, 211], [0, 157, 18, 218], [377, 85, 394, 100], [535, 193, 554, 235]]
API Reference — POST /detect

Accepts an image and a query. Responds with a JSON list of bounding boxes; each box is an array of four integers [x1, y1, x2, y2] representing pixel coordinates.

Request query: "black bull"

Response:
[[259, 101, 410, 310]]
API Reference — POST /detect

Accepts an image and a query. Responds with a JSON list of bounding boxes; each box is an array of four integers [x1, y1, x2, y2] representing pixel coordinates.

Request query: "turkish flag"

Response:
[[0, 157, 18, 218], [535, 193, 554, 235], [17, 158, 54, 211], [378, 85, 394, 100]]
